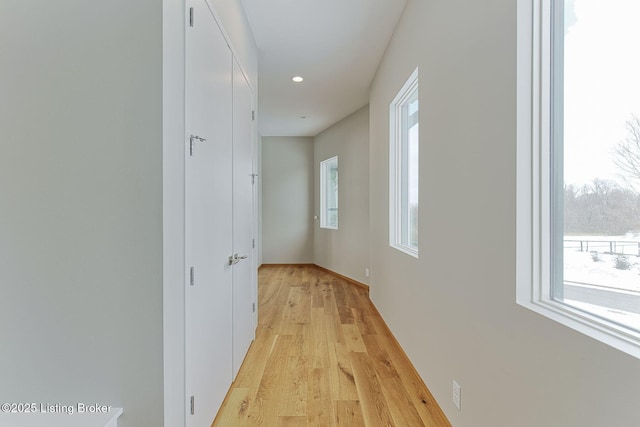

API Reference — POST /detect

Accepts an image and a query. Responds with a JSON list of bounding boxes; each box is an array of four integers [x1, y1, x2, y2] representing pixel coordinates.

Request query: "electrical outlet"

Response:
[[452, 380, 461, 410], [365, 268, 370, 277]]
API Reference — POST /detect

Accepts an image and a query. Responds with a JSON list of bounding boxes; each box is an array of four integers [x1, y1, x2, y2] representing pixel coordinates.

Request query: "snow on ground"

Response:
[[563, 235, 640, 331], [564, 235, 640, 293]]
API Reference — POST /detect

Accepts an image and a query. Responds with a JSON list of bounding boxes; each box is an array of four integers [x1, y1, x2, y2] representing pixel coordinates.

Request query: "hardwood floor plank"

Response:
[[216, 266, 451, 427], [342, 323, 367, 353], [350, 351, 395, 427], [310, 274, 324, 309], [361, 334, 398, 381], [325, 314, 359, 401], [278, 416, 307, 427], [234, 331, 277, 389], [333, 280, 355, 324], [259, 268, 286, 332], [306, 368, 335, 426], [290, 324, 308, 357], [280, 287, 300, 335], [309, 308, 329, 369], [319, 274, 336, 315], [290, 285, 311, 325], [380, 374, 426, 427], [211, 387, 250, 426], [352, 307, 378, 335], [279, 356, 308, 417], [247, 335, 292, 425], [267, 275, 293, 335], [335, 400, 366, 427]]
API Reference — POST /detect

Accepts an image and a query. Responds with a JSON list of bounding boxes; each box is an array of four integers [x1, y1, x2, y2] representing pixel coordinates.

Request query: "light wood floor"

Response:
[[213, 265, 451, 427]]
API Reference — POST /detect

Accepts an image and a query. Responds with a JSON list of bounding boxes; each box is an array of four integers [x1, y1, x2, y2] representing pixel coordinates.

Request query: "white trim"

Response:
[[516, 0, 640, 360], [389, 67, 419, 259]]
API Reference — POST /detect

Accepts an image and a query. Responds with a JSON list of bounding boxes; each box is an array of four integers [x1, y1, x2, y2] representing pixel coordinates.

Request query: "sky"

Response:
[[563, 0, 640, 187]]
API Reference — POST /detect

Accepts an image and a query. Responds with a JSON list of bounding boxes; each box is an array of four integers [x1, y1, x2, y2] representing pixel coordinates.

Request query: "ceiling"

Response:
[[240, 0, 408, 137]]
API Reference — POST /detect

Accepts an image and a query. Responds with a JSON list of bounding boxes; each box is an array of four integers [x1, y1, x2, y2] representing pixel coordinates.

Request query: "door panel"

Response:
[[185, 1, 233, 425], [232, 59, 255, 378]]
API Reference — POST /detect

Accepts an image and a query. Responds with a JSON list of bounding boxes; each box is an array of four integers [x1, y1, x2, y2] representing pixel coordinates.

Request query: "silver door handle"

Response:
[[189, 135, 207, 156], [228, 253, 248, 265], [190, 135, 207, 143]]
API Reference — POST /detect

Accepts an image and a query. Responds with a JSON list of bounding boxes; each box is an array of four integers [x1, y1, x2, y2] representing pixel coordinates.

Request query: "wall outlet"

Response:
[[452, 380, 461, 410], [365, 268, 370, 277]]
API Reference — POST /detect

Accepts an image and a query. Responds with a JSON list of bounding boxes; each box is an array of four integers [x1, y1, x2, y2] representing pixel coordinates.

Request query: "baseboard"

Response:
[[259, 263, 315, 269], [312, 264, 370, 294]]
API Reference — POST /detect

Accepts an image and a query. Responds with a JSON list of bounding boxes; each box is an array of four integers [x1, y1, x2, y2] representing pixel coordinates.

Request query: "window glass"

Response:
[[320, 156, 338, 229], [555, 0, 640, 332], [390, 68, 419, 257], [402, 90, 419, 249]]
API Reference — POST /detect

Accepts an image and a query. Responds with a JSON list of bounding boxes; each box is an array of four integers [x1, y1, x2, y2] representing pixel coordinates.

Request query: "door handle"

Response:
[[189, 134, 207, 156], [190, 134, 207, 143], [228, 253, 248, 266]]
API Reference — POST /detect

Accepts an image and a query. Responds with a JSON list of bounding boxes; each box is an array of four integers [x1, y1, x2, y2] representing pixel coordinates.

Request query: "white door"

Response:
[[231, 59, 255, 378], [185, 1, 233, 425]]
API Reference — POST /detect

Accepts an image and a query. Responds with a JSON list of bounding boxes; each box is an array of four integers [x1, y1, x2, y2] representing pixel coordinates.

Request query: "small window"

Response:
[[320, 156, 338, 229], [390, 67, 419, 257], [517, 0, 640, 359]]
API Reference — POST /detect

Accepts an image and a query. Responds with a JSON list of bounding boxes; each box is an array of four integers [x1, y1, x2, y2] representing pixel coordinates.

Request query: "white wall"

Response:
[[262, 137, 315, 263], [314, 106, 370, 284], [369, 1, 640, 426], [1, 0, 257, 426], [0, 1, 163, 426], [163, 0, 186, 425]]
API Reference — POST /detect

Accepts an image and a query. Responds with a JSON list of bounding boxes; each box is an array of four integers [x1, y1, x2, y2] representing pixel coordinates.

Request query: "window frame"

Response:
[[516, 0, 640, 359], [320, 156, 338, 230], [389, 67, 419, 258]]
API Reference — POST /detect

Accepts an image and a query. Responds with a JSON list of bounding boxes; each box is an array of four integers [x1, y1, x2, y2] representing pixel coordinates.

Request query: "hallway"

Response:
[[214, 265, 450, 426]]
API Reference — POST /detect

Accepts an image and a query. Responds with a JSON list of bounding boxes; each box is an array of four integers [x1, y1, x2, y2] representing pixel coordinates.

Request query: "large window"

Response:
[[517, 0, 640, 358], [390, 68, 419, 257], [320, 156, 338, 229]]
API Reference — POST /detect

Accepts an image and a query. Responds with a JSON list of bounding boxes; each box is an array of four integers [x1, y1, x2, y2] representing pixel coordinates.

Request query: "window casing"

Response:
[[320, 156, 338, 229], [390, 68, 419, 257], [517, 0, 640, 359]]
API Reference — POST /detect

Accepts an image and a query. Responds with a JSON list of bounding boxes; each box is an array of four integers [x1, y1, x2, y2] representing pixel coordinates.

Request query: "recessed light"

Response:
[[292, 76, 304, 83]]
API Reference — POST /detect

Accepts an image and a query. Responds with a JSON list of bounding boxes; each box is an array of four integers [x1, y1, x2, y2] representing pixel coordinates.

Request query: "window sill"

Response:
[[390, 244, 419, 259], [516, 297, 640, 359]]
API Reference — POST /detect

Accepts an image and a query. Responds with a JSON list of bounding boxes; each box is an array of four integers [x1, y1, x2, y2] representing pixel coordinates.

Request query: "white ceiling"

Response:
[[241, 0, 408, 137]]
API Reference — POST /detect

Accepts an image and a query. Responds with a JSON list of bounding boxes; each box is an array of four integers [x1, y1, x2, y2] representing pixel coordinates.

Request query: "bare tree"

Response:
[[564, 179, 640, 235], [613, 114, 640, 190]]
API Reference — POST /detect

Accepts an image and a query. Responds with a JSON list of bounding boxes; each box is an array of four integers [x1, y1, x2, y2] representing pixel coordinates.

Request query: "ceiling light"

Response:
[[292, 76, 304, 83]]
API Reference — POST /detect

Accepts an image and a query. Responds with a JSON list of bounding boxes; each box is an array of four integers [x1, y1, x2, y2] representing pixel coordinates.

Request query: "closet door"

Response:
[[185, 1, 233, 425], [231, 58, 255, 378]]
